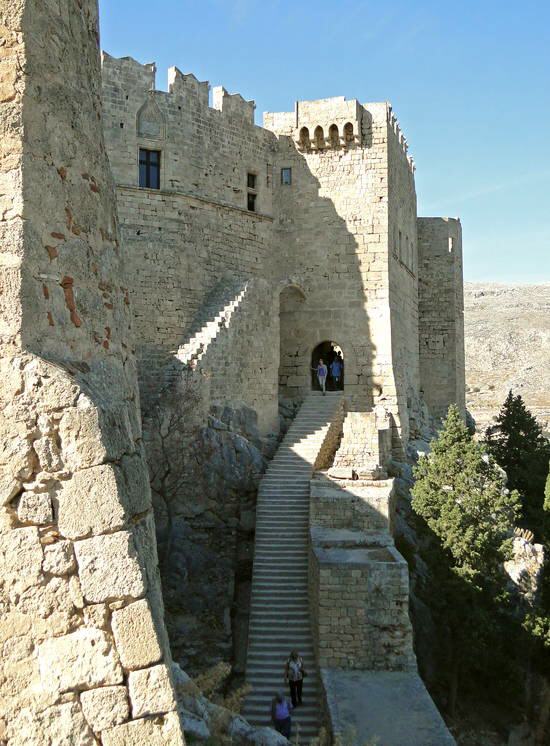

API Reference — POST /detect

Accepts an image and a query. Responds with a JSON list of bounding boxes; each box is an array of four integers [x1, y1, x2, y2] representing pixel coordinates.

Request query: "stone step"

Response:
[[251, 570, 308, 578]]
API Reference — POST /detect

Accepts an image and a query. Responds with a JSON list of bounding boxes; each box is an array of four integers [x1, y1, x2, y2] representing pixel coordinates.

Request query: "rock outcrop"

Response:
[[464, 283, 550, 433]]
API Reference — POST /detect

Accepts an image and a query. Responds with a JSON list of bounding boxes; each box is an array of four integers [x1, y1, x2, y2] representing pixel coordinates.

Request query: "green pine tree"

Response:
[[412, 404, 521, 714], [485, 391, 550, 533]]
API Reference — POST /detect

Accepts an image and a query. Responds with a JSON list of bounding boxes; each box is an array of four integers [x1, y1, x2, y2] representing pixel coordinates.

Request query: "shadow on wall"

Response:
[[123, 110, 412, 678], [274, 130, 409, 454]]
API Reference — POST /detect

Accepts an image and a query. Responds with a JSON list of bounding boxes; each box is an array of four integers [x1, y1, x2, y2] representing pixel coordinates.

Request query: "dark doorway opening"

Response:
[[311, 341, 344, 391]]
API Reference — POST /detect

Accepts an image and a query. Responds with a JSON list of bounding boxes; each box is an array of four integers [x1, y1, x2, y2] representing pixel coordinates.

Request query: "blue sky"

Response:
[[99, 0, 550, 283]]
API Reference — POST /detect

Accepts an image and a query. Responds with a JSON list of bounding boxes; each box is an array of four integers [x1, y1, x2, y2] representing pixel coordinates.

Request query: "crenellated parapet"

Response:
[[387, 104, 415, 172], [168, 66, 209, 107], [102, 52, 258, 125], [212, 86, 256, 124]]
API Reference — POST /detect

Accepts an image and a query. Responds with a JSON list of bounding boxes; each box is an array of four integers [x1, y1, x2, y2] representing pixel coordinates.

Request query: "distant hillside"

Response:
[[464, 282, 550, 434]]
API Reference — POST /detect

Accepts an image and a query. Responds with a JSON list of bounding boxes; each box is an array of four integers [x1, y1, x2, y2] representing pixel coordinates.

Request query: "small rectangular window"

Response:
[[247, 192, 257, 212], [139, 149, 161, 189], [281, 167, 292, 185], [247, 172, 257, 190]]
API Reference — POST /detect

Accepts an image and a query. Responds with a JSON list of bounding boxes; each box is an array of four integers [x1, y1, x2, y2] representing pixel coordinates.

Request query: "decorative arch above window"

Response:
[[137, 95, 166, 140]]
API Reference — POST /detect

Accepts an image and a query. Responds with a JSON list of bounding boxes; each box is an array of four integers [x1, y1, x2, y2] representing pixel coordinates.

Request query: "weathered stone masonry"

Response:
[[0, 0, 465, 739], [0, 2, 185, 743]]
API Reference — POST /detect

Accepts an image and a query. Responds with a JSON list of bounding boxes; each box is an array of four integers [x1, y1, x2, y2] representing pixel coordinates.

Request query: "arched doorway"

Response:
[[311, 341, 344, 391]]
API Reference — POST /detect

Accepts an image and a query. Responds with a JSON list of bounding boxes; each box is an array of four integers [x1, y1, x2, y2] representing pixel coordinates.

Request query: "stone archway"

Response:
[[311, 340, 344, 391]]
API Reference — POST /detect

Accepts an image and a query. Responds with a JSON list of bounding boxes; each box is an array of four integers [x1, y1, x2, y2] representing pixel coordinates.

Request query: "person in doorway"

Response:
[[271, 691, 293, 738], [285, 650, 306, 707], [330, 355, 343, 390], [312, 358, 328, 394]]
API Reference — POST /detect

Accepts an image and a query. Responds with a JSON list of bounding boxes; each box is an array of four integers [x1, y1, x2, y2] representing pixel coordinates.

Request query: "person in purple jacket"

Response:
[[312, 358, 328, 395], [271, 691, 293, 738]]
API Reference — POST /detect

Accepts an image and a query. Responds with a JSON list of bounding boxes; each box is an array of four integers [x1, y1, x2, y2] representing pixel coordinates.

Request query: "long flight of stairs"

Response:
[[243, 392, 343, 742]]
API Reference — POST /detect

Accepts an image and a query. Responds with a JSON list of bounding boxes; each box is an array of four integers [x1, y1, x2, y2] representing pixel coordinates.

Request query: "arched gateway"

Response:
[[311, 341, 344, 391]]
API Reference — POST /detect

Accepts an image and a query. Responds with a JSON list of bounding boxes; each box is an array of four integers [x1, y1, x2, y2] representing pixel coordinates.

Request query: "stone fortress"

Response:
[[0, 0, 463, 743]]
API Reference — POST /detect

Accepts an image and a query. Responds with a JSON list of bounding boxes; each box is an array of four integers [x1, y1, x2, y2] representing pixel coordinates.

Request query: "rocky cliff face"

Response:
[[464, 283, 550, 433]]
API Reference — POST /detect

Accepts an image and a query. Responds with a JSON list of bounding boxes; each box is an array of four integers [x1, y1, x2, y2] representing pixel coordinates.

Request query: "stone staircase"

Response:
[[243, 392, 343, 742], [172, 280, 249, 369]]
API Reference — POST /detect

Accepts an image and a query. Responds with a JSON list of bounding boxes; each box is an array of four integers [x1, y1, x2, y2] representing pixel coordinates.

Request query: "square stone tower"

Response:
[[266, 96, 452, 450]]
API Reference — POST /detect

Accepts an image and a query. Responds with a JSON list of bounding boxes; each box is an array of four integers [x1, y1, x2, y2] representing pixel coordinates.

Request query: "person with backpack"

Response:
[[284, 650, 306, 707], [270, 691, 293, 738]]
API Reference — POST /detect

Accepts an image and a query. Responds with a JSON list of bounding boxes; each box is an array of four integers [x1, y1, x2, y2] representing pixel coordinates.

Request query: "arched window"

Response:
[[314, 126, 325, 149], [343, 122, 354, 144], [328, 124, 339, 148], [299, 126, 310, 149]]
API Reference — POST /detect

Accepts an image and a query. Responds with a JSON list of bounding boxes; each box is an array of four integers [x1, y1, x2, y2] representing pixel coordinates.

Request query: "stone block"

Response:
[[111, 599, 163, 670], [6, 701, 97, 746], [17, 491, 53, 525], [0, 526, 43, 592], [102, 711, 184, 746], [74, 531, 146, 603], [38, 629, 123, 694], [57, 462, 149, 540], [83, 603, 110, 629], [128, 664, 176, 718], [80, 685, 129, 732], [58, 399, 133, 471], [42, 540, 76, 575]]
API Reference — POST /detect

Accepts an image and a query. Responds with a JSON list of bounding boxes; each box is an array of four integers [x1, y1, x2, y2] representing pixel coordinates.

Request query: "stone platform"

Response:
[[322, 669, 456, 745]]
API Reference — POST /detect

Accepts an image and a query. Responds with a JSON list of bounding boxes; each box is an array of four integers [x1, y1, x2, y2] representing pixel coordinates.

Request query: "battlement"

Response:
[[212, 86, 255, 124], [168, 67, 209, 107], [102, 52, 256, 124], [387, 104, 415, 172], [102, 51, 156, 90]]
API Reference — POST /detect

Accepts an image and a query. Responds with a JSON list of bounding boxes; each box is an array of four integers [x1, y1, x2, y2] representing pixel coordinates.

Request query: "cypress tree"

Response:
[[485, 391, 550, 532], [412, 404, 521, 713]]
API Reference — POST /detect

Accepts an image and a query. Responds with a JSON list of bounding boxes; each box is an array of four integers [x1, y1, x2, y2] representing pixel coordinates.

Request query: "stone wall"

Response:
[[328, 408, 393, 480], [417, 217, 466, 420], [101, 55, 279, 428], [310, 540, 415, 670], [0, 1, 184, 743], [310, 477, 397, 535]]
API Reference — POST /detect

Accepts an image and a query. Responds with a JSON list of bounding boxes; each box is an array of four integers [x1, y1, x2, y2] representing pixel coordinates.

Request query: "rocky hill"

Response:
[[464, 282, 550, 434]]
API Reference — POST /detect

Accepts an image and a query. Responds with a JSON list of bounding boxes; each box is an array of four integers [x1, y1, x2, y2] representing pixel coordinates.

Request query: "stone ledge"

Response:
[[117, 184, 274, 223], [310, 526, 393, 549]]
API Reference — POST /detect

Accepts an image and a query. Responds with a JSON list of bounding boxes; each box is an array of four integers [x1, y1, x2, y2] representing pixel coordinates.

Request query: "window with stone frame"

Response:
[[281, 167, 292, 186], [139, 148, 161, 189], [247, 192, 257, 212], [247, 172, 258, 211]]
